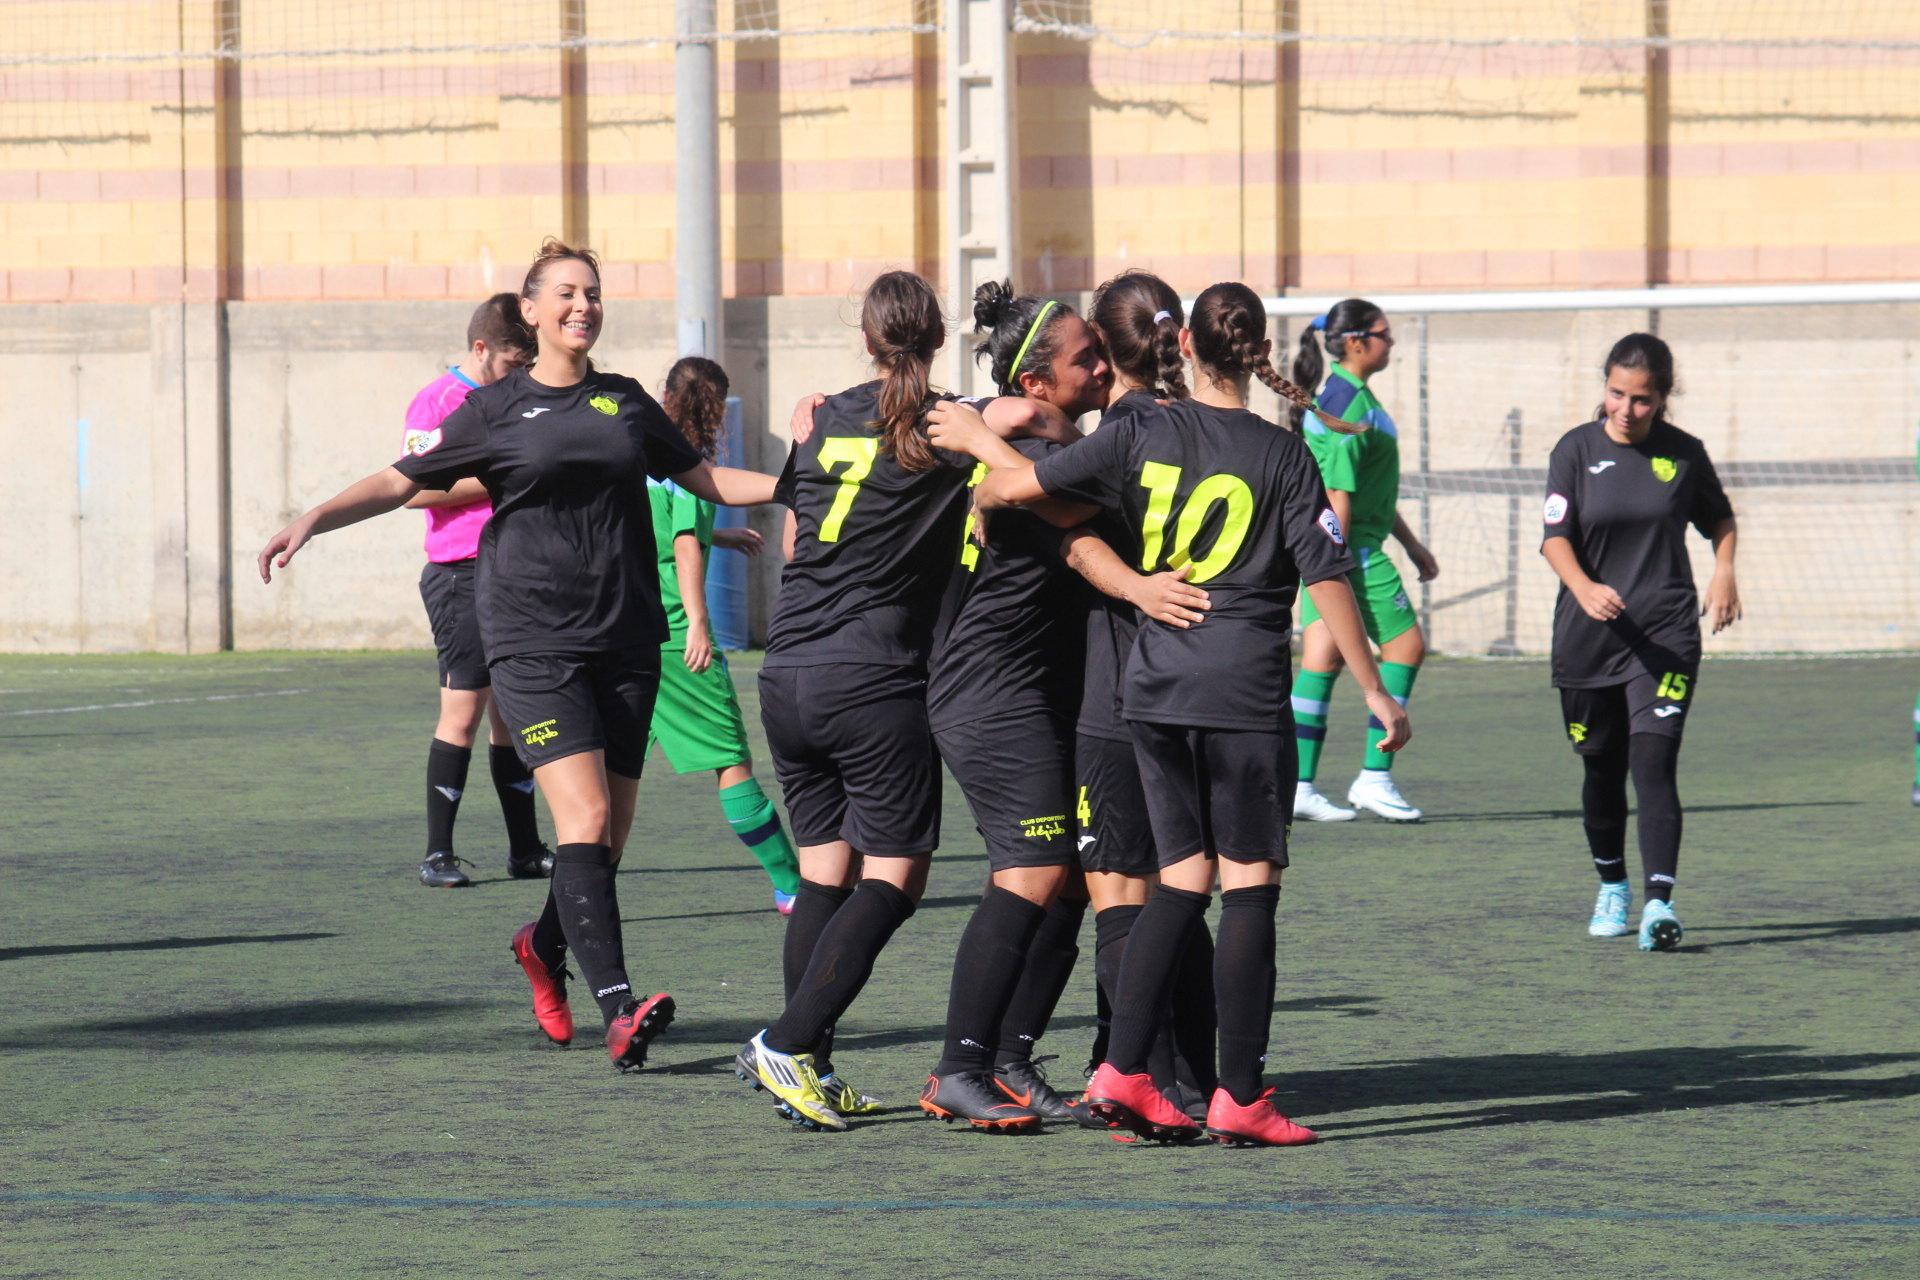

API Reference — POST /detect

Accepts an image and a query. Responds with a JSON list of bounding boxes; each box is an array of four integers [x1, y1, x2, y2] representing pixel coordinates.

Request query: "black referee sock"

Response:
[[1630, 734, 1684, 902], [993, 895, 1086, 1068], [425, 739, 471, 854], [489, 744, 543, 856], [935, 887, 1047, 1075], [1106, 885, 1209, 1076], [529, 889, 567, 970], [783, 879, 853, 1072], [1215, 883, 1280, 1107], [1582, 748, 1631, 883], [1170, 914, 1220, 1096], [551, 842, 633, 1024], [765, 879, 916, 1057], [1091, 904, 1143, 1070]]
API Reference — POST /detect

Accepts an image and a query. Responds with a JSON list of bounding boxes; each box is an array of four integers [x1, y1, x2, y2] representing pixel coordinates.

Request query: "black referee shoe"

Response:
[[993, 1056, 1077, 1123], [418, 851, 472, 888], [507, 843, 556, 880]]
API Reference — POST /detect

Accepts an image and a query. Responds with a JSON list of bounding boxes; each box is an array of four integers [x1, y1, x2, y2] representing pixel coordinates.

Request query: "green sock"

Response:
[[1291, 669, 1338, 783], [1363, 662, 1420, 772], [719, 777, 800, 895]]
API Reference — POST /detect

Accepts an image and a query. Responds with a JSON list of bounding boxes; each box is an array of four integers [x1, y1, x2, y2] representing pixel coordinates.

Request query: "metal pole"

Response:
[[1498, 407, 1522, 656], [1415, 313, 1431, 638], [675, 0, 721, 358]]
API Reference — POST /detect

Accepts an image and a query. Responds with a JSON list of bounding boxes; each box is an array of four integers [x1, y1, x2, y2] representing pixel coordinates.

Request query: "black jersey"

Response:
[[1542, 419, 1733, 688], [1075, 390, 1157, 743], [927, 436, 1090, 731], [1035, 398, 1355, 731], [392, 366, 702, 661], [764, 381, 977, 669]]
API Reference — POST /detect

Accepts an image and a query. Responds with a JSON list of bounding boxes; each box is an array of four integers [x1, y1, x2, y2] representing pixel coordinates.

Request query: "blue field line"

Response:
[[3, 1189, 1915, 1229]]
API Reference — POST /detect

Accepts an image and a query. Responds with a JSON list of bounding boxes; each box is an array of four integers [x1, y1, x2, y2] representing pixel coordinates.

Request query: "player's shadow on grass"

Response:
[[1298, 1043, 1920, 1141], [1683, 916, 1920, 950], [623, 894, 979, 924], [1422, 800, 1855, 823], [0, 931, 337, 962], [0, 997, 487, 1050]]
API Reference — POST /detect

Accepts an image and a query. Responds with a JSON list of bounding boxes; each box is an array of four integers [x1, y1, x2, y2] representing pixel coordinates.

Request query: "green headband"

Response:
[[1007, 299, 1059, 389]]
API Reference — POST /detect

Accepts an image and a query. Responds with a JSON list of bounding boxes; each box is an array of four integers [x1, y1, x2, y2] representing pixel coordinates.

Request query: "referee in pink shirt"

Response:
[[406, 295, 553, 888]]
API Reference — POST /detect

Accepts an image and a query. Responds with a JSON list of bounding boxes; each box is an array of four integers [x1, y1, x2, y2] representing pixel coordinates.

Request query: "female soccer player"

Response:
[[1286, 298, 1438, 824], [646, 356, 802, 915], [405, 293, 552, 889], [1542, 333, 1738, 951], [259, 239, 777, 1068], [932, 282, 1409, 1147]]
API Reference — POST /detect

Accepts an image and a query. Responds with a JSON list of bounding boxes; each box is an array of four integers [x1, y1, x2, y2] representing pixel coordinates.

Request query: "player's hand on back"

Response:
[[1364, 688, 1411, 753], [1573, 579, 1626, 623], [926, 400, 995, 456], [1127, 564, 1211, 630], [789, 393, 825, 445]]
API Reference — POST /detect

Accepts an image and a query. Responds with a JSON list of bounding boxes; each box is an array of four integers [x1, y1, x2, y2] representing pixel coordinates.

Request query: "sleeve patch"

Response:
[[404, 427, 443, 457], [1318, 507, 1346, 545], [1543, 493, 1569, 524]]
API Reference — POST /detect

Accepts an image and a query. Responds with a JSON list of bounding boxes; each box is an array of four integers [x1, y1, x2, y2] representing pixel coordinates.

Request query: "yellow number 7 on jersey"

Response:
[[817, 437, 879, 543]]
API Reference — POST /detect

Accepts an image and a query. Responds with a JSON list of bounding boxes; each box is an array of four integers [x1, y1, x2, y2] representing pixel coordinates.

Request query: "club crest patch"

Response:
[[1543, 493, 1569, 524], [404, 428, 443, 456], [589, 394, 619, 416], [1650, 456, 1677, 483], [1317, 508, 1345, 545]]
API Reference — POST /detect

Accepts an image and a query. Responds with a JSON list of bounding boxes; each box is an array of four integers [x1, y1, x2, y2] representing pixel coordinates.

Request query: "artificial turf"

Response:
[[2, 650, 1916, 1279]]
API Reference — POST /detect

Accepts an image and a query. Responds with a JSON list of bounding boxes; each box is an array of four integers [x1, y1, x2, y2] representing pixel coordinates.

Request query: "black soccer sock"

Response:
[[425, 739, 471, 854], [1581, 746, 1631, 883], [1170, 913, 1219, 1095], [765, 879, 916, 1057], [781, 879, 853, 1071], [1106, 885, 1210, 1076], [1630, 734, 1684, 903], [529, 888, 566, 970], [551, 842, 633, 1024], [1091, 904, 1142, 1069], [1214, 883, 1281, 1106], [993, 895, 1086, 1068], [489, 744, 543, 856], [935, 887, 1048, 1075]]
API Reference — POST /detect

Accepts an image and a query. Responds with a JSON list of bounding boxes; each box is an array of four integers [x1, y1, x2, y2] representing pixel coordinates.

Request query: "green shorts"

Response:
[[1298, 546, 1419, 646], [648, 651, 753, 774]]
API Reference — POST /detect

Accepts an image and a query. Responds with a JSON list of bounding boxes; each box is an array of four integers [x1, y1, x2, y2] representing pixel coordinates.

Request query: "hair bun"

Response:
[[972, 279, 1016, 333]]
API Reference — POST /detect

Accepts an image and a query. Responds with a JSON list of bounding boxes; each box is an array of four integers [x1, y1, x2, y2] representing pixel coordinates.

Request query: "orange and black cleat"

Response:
[[1082, 1063, 1205, 1143], [605, 992, 675, 1073], [509, 922, 573, 1047], [918, 1071, 1042, 1133], [1204, 1087, 1319, 1148]]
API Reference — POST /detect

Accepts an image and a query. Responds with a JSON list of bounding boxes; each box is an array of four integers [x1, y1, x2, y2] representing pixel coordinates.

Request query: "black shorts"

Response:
[[489, 647, 661, 777], [419, 560, 488, 690], [1129, 720, 1294, 868], [760, 663, 942, 857], [935, 708, 1077, 871], [1559, 665, 1696, 756], [1075, 732, 1157, 878]]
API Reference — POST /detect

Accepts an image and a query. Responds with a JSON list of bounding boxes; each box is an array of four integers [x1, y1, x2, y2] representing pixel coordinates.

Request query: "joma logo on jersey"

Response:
[[521, 719, 560, 747], [1019, 814, 1069, 842], [589, 394, 619, 416], [1567, 722, 1588, 743], [1650, 456, 1677, 483]]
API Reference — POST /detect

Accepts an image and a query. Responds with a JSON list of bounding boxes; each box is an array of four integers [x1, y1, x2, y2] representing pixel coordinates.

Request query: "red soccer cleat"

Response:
[[1082, 1063, 1204, 1143], [1204, 1087, 1319, 1147], [510, 922, 573, 1047], [605, 991, 676, 1073]]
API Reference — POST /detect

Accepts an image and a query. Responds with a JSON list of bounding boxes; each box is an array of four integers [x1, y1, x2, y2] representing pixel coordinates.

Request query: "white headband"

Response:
[[1152, 310, 1172, 324]]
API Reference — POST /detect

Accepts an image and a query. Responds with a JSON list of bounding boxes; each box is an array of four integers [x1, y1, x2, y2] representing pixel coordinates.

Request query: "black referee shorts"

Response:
[[489, 647, 661, 777], [419, 560, 489, 691], [935, 708, 1077, 871], [1129, 720, 1294, 868], [1560, 665, 1696, 757], [759, 662, 942, 858], [1074, 731, 1157, 878]]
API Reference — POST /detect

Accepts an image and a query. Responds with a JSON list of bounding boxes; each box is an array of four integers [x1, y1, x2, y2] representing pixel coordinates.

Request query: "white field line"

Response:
[[1, 688, 312, 717]]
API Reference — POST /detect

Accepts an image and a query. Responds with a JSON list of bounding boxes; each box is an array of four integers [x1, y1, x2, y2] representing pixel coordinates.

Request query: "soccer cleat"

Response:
[[605, 992, 675, 1072], [1911, 783, 1919, 807], [1638, 899, 1684, 952], [1204, 1087, 1318, 1147], [1170, 1079, 1211, 1124], [1293, 781, 1356, 822], [919, 1071, 1042, 1132], [507, 843, 555, 880], [992, 1056, 1078, 1123], [1347, 770, 1423, 822], [734, 1031, 846, 1131], [509, 922, 573, 1046], [1082, 1063, 1204, 1142], [1588, 882, 1632, 938], [418, 851, 472, 888], [774, 889, 797, 916], [818, 1072, 884, 1116]]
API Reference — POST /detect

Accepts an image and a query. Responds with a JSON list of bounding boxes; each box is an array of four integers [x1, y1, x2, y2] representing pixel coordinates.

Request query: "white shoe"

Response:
[[1588, 882, 1632, 937], [1346, 770, 1423, 822], [1293, 781, 1356, 822]]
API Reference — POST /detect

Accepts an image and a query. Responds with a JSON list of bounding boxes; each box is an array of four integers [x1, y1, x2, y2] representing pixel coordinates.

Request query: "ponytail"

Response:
[[1288, 324, 1323, 432], [861, 270, 946, 473], [1288, 297, 1384, 432], [1190, 281, 1288, 402], [1089, 269, 1189, 400], [662, 356, 730, 460]]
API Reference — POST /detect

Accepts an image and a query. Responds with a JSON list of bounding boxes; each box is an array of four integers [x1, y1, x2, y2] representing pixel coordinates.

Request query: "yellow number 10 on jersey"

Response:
[[817, 437, 879, 543], [1137, 461, 1254, 583]]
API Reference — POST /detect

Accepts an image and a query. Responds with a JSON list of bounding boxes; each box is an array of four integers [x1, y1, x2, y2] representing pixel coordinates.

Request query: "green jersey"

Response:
[[1305, 364, 1400, 552], [647, 477, 715, 650]]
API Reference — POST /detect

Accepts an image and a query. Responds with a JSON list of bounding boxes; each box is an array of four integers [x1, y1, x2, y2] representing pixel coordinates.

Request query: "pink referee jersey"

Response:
[[403, 368, 492, 563]]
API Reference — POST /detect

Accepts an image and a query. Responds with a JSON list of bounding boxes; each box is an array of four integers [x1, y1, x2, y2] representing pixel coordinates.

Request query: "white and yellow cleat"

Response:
[[735, 1031, 847, 1131], [819, 1071, 884, 1117]]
